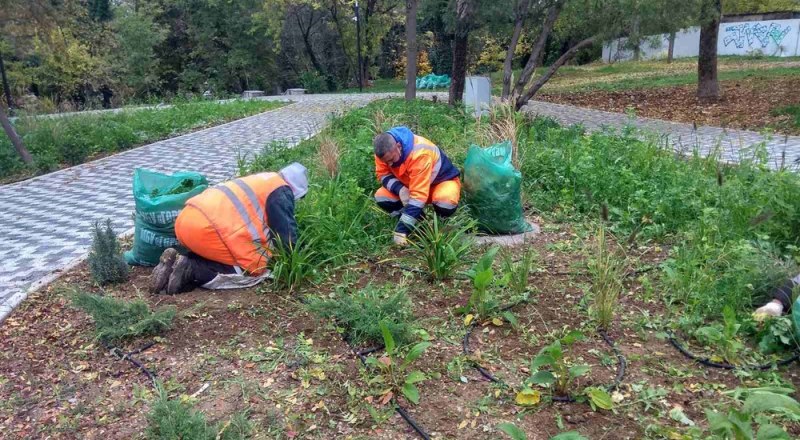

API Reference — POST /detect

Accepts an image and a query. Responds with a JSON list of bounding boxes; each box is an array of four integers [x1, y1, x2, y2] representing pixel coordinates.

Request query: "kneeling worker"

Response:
[[753, 272, 800, 320], [149, 163, 308, 294], [373, 126, 461, 245]]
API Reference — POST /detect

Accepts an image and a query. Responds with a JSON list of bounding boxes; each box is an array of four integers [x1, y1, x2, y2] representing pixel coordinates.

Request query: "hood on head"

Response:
[[386, 126, 414, 167], [279, 162, 309, 200]]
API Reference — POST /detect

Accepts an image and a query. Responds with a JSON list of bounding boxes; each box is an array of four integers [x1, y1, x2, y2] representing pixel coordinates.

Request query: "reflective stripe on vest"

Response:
[[413, 135, 443, 182], [214, 185, 263, 244], [231, 178, 268, 235]]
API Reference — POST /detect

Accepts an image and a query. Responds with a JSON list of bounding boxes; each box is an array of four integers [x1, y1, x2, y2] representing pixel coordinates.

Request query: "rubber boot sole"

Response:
[[149, 248, 178, 294]]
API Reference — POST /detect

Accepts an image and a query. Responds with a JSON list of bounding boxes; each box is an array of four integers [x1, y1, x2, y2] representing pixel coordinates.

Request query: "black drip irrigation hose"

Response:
[[100, 340, 158, 384], [347, 341, 432, 440], [461, 303, 627, 404], [666, 331, 800, 371]]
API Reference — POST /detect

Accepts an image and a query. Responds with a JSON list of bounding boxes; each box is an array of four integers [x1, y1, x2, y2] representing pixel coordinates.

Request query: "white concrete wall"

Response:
[[602, 18, 800, 62]]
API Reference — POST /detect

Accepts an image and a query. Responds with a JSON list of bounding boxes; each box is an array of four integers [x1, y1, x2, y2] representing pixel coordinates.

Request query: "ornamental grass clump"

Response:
[[409, 213, 476, 281], [587, 226, 625, 331], [88, 219, 129, 286]]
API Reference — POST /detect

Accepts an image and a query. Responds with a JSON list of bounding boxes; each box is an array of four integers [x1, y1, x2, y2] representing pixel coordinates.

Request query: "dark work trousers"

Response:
[[186, 252, 237, 286], [771, 273, 800, 310]]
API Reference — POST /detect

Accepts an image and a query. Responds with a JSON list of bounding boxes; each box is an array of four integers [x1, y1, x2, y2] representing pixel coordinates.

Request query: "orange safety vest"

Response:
[[175, 172, 288, 275], [375, 135, 443, 206]]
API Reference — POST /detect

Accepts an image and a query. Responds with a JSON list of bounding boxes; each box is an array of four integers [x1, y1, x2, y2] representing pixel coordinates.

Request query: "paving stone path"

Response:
[[1, 92, 797, 321], [524, 101, 800, 170], [0, 93, 439, 321]]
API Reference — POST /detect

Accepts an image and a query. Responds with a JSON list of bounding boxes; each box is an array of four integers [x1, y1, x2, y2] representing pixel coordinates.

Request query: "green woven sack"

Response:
[[124, 168, 208, 266], [463, 141, 532, 234]]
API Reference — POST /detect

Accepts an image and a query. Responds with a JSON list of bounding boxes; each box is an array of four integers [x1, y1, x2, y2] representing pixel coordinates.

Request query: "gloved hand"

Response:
[[753, 300, 783, 321], [399, 187, 410, 206], [392, 231, 408, 246]]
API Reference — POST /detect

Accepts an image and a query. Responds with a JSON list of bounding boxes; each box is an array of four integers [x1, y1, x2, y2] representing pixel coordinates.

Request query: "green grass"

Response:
[[341, 78, 405, 94], [0, 99, 285, 182], [772, 104, 800, 130]]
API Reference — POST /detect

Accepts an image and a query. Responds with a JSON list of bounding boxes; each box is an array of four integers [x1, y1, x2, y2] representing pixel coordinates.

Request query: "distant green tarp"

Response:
[[124, 169, 208, 266], [463, 141, 532, 235], [415, 74, 451, 90]]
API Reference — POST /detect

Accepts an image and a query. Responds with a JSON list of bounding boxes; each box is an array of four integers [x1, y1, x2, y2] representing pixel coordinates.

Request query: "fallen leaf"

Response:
[[464, 314, 474, 326], [515, 388, 541, 406]]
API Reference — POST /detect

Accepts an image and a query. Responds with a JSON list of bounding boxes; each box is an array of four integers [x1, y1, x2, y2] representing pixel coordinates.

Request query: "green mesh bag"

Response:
[[124, 168, 208, 266], [463, 141, 532, 234]]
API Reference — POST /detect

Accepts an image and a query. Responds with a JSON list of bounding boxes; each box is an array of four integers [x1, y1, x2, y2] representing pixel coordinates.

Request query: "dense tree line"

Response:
[[0, 0, 796, 114]]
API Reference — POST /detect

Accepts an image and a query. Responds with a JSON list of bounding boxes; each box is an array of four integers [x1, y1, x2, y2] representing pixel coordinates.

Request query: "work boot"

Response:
[[149, 248, 178, 294], [166, 255, 194, 294]]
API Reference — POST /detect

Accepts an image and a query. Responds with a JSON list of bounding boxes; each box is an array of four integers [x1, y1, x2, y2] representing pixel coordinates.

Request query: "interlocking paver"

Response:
[[1, 92, 796, 322], [523, 101, 800, 170], [0, 93, 443, 321]]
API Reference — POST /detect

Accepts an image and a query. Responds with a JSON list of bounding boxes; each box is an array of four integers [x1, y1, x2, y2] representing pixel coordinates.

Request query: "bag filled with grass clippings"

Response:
[[463, 141, 532, 235], [124, 168, 208, 266]]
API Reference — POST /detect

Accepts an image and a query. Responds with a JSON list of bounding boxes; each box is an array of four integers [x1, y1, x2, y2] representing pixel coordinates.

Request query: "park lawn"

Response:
[[0, 99, 286, 184], [2, 99, 800, 439]]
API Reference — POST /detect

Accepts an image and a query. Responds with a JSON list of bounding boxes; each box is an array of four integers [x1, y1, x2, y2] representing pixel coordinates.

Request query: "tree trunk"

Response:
[[697, 0, 721, 99], [448, 0, 472, 106], [667, 31, 676, 63], [0, 51, 13, 111], [405, 0, 418, 100], [515, 36, 597, 110], [0, 105, 32, 164], [512, 3, 561, 99], [501, 0, 530, 100], [632, 16, 641, 61]]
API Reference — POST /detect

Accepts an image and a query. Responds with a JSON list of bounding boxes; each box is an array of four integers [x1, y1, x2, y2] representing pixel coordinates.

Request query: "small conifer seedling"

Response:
[[88, 219, 129, 285]]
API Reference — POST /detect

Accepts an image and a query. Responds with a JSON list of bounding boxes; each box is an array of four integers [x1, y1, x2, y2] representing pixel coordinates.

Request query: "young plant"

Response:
[[527, 331, 590, 397], [693, 305, 745, 364], [706, 389, 800, 440], [268, 234, 323, 291], [71, 291, 175, 342], [503, 249, 538, 297], [409, 213, 475, 281], [88, 218, 129, 285], [146, 384, 252, 440], [467, 247, 501, 318], [365, 321, 431, 405], [307, 284, 414, 347], [587, 226, 625, 331]]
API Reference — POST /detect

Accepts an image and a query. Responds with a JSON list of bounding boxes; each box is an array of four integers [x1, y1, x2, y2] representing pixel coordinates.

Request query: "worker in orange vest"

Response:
[[373, 126, 461, 245], [149, 163, 308, 294]]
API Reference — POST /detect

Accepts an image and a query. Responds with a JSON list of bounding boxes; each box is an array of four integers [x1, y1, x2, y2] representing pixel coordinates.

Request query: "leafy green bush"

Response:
[[71, 292, 175, 342], [0, 99, 283, 180], [88, 219, 129, 286], [307, 284, 414, 346], [146, 385, 251, 440]]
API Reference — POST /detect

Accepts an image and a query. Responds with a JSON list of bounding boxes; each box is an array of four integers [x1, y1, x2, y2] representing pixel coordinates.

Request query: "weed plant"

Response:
[[317, 135, 340, 178], [88, 219, 129, 286], [268, 235, 322, 291], [409, 213, 476, 281], [467, 247, 500, 318], [71, 291, 175, 342], [527, 330, 595, 399], [146, 385, 252, 440], [503, 249, 538, 297], [364, 321, 431, 405], [587, 227, 625, 331], [307, 284, 414, 346], [1, 99, 283, 180]]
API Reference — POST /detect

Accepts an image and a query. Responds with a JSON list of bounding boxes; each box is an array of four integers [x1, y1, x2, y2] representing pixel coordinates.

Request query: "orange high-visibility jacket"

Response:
[[375, 126, 460, 232], [175, 172, 288, 275]]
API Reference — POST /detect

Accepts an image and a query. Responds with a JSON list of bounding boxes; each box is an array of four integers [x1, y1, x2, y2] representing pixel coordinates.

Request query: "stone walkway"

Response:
[[1, 92, 797, 322], [0, 93, 438, 321], [524, 101, 800, 170]]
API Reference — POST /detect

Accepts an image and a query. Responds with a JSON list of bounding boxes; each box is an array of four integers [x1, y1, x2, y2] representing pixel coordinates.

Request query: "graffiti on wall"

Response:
[[723, 22, 792, 49]]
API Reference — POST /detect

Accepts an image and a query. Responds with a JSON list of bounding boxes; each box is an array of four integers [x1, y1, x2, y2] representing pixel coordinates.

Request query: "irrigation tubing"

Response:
[[100, 339, 158, 385], [666, 331, 800, 371], [461, 301, 627, 404], [346, 342, 432, 440]]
